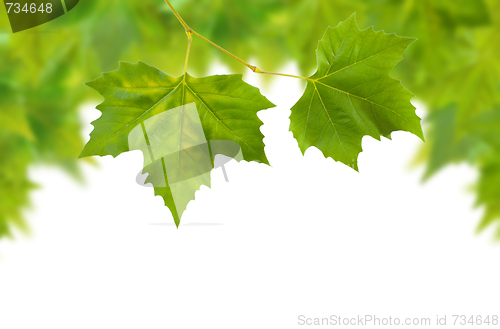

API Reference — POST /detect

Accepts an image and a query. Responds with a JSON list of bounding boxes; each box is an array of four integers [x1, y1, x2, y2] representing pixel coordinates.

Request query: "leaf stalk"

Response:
[[164, 0, 191, 33], [184, 30, 193, 75], [164, 0, 313, 82]]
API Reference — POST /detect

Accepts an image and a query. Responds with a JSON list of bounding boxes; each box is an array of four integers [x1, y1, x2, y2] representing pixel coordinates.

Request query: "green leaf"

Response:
[[424, 106, 500, 176], [0, 136, 35, 239], [476, 156, 500, 239], [289, 14, 423, 170], [419, 105, 463, 180], [422, 106, 500, 235], [80, 61, 274, 225], [432, 0, 491, 27]]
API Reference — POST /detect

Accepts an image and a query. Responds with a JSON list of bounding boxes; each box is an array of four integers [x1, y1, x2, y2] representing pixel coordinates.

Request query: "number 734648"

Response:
[[5, 3, 53, 14]]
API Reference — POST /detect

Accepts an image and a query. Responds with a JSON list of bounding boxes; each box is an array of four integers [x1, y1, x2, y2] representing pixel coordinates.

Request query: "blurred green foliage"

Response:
[[0, 0, 499, 238]]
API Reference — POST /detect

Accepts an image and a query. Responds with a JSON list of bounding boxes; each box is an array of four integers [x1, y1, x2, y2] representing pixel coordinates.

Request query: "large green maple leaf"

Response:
[[80, 61, 274, 225], [289, 14, 424, 170]]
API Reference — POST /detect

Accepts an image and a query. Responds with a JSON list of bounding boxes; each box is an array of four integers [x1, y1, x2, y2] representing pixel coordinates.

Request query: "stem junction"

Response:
[[164, 0, 312, 81]]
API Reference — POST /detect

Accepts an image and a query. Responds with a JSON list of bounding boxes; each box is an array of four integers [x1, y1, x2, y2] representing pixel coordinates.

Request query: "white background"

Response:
[[0, 63, 499, 328]]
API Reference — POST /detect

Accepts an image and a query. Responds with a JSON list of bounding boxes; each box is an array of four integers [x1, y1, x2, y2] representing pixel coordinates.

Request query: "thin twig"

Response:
[[164, 0, 313, 82], [184, 31, 193, 74], [164, 0, 190, 32], [190, 30, 257, 72]]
